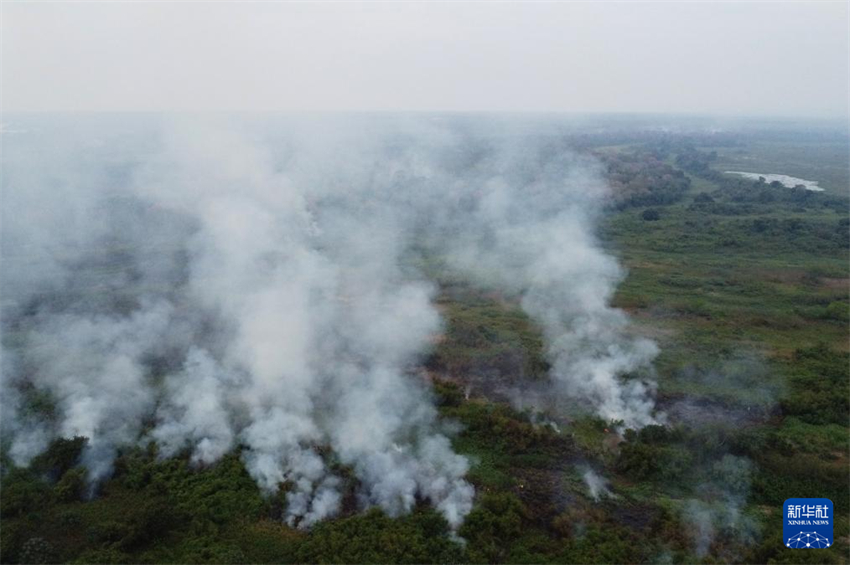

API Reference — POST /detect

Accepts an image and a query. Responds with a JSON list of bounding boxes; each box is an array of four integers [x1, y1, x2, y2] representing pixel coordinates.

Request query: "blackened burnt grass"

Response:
[[2, 134, 848, 564]]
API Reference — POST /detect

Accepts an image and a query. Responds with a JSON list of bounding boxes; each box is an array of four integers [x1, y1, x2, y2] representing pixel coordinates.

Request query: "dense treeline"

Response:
[[596, 149, 691, 209], [675, 146, 848, 214]]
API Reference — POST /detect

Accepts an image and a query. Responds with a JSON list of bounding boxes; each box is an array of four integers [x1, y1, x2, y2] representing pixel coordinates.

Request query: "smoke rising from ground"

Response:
[[681, 454, 758, 558], [1, 115, 660, 527], [582, 468, 614, 502]]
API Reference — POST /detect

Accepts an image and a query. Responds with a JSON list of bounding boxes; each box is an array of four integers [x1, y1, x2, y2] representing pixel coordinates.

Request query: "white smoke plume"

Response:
[[1, 114, 660, 528], [150, 347, 236, 465], [681, 454, 758, 558], [581, 468, 614, 502], [427, 142, 661, 428]]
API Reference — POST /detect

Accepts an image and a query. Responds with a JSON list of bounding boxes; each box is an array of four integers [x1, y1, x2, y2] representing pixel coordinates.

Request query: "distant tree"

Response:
[[757, 189, 775, 203], [30, 436, 87, 479], [54, 467, 86, 502], [19, 537, 54, 565], [460, 493, 527, 563], [751, 218, 771, 233], [641, 209, 661, 221], [0, 468, 51, 517]]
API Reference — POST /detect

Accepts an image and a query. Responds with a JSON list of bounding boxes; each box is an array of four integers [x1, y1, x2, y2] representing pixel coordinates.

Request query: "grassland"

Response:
[[712, 140, 850, 195]]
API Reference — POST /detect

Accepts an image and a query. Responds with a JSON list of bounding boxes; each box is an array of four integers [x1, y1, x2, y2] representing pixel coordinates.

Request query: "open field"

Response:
[[712, 140, 850, 195]]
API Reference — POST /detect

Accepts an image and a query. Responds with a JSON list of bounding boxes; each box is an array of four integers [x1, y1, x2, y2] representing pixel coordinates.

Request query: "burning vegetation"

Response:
[[1, 115, 848, 563]]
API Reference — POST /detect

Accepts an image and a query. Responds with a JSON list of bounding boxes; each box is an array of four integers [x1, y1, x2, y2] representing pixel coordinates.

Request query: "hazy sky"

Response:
[[2, 1, 848, 117]]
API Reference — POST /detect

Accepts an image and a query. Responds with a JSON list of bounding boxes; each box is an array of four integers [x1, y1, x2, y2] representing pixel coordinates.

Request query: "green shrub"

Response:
[[54, 467, 87, 503]]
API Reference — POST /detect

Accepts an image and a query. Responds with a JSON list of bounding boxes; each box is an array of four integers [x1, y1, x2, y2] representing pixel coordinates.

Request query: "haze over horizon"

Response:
[[2, 1, 848, 119]]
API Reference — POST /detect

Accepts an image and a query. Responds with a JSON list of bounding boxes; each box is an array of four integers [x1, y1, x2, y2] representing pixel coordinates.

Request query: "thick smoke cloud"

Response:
[[422, 140, 660, 427], [1, 115, 660, 527]]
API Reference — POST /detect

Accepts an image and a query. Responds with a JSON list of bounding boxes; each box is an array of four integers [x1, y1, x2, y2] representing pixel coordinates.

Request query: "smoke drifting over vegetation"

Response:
[[581, 468, 614, 502], [1, 115, 660, 527], [682, 455, 758, 559]]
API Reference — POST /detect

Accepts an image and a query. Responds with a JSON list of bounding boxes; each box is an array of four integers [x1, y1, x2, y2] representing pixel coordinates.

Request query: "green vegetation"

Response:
[[595, 147, 692, 209], [2, 127, 848, 564], [426, 289, 549, 384], [712, 140, 850, 195]]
